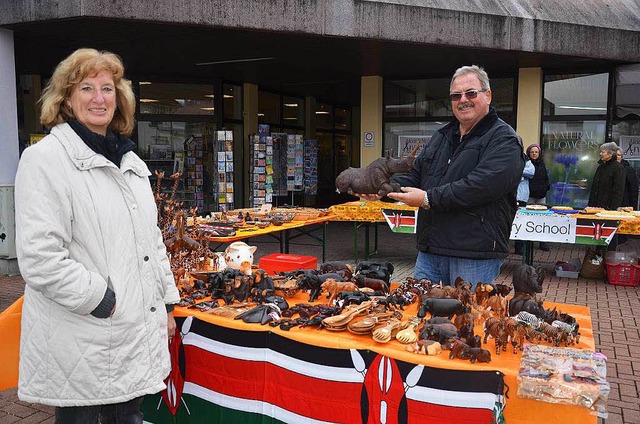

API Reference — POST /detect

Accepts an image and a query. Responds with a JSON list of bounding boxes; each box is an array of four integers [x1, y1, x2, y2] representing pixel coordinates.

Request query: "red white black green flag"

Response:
[[575, 219, 619, 246], [382, 209, 418, 234], [143, 316, 506, 424]]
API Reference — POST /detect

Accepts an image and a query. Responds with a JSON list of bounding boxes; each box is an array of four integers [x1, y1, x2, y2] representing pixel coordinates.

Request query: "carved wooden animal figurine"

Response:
[[418, 298, 466, 319], [355, 261, 394, 284], [465, 348, 492, 363], [406, 340, 442, 356], [318, 261, 354, 280], [321, 278, 359, 305], [474, 283, 494, 306], [512, 263, 545, 297], [449, 339, 469, 359], [486, 294, 507, 318], [483, 317, 506, 355], [353, 274, 390, 293], [335, 143, 420, 196]]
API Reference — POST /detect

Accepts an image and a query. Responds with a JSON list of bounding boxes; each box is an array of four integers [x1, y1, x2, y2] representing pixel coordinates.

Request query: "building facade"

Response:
[[1, 0, 639, 273]]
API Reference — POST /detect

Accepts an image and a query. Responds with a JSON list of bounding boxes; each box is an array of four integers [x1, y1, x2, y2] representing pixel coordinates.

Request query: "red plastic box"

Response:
[[605, 262, 640, 287], [259, 253, 317, 275]]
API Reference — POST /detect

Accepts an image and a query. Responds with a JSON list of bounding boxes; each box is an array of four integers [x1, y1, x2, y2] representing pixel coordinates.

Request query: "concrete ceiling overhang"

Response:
[[3, 0, 638, 106]]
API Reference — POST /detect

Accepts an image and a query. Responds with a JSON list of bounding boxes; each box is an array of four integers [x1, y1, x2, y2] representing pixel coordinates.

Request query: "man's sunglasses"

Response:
[[449, 89, 488, 101]]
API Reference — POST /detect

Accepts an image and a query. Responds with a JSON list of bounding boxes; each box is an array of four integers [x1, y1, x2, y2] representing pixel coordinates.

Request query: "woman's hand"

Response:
[[387, 187, 426, 208], [167, 311, 177, 341]]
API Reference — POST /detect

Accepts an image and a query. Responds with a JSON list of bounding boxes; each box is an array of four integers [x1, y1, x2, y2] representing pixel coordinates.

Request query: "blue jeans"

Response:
[[54, 396, 144, 424], [414, 251, 503, 290]]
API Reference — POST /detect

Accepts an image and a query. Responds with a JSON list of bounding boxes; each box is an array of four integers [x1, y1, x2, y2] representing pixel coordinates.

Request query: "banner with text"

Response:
[[510, 213, 576, 243]]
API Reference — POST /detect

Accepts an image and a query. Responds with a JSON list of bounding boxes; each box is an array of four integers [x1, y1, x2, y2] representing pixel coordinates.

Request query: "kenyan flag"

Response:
[[143, 316, 505, 424], [576, 219, 619, 246], [382, 209, 418, 234]]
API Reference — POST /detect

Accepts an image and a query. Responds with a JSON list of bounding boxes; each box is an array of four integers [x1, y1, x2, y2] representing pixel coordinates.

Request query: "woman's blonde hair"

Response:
[[39, 48, 136, 136]]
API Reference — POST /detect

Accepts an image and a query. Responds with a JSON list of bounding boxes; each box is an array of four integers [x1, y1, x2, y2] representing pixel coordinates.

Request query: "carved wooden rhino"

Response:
[[335, 143, 420, 196]]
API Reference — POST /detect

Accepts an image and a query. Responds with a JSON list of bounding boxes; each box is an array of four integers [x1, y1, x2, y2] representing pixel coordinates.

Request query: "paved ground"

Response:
[[1, 221, 639, 423]]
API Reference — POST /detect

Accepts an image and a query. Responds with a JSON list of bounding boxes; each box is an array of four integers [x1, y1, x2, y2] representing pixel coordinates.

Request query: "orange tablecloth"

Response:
[[205, 215, 332, 243], [0, 293, 598, 423], [0, 297, 23, 391], [573, 213, 640, 235], [174, 292, 596, 424], [330, 200, 418, 222]]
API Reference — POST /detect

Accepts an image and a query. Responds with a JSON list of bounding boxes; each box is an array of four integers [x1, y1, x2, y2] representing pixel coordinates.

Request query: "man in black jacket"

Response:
[[386, 65, 524, 289], [588, 143, 625, 210]]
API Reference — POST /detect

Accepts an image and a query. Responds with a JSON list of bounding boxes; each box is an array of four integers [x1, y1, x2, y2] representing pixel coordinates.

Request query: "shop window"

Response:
[[138, 83, 215, 115], [541, 72, 609, 207], [258, 91, 281, 124], [283, 96, 304, 128], [490, 78, 516, 125], [383, 121, 444, 157], [615, 64, 640, 119], [223, 84, 242, 121], [612, 120, 640, 183], [543, 74, 608, 116], [541, 120, 606, 208], [335, 107, 351, 131], [315, 103, 334, 130], [137, 120, 216, 211], [383, 76, 515, 154], [384, 79, 450, 118]]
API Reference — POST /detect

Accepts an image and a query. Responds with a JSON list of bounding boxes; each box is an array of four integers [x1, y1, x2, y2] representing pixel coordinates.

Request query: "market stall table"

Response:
[[138, 292, 597, 424], [0, 294, 599, 423], [330, 201, 418, 262], [511, 209, 640, 266], [205, 215, 332, 263]]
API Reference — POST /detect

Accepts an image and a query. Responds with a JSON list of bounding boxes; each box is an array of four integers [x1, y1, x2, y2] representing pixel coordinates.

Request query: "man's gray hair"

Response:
[[600, 142, 620, 156], [450, 65, 491, 91]]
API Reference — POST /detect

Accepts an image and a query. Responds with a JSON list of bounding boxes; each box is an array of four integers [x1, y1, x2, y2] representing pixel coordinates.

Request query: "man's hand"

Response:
[[387, 187, 426, 208], [167, 311, 177, 341]]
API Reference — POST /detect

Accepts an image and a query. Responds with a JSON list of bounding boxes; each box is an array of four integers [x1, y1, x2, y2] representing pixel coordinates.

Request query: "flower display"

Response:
[[554, 154, 580, 205]]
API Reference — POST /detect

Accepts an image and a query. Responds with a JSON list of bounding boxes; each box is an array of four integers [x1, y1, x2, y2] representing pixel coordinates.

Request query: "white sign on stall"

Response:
[[510, 212, 576, 243], [619, 135, 640, 160]]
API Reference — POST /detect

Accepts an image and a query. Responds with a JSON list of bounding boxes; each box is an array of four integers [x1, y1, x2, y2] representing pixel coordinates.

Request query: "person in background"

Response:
[[588, 142, 626, 211], [376, 65, 524, 289], [14, 48, 180, 424], [616, 148, 639, 210], [514, 152, 535, 256], [526, 144, 551, 251]]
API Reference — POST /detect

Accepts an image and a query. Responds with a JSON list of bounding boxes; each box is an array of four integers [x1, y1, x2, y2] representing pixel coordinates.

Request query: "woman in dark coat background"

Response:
[[588, 142, 626, 210], [526, 144, 551, 251], [616, 148, 639, 209]]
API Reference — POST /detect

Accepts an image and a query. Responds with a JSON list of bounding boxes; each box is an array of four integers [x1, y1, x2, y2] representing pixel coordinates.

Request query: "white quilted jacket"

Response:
[[15, 123, 180, 406]]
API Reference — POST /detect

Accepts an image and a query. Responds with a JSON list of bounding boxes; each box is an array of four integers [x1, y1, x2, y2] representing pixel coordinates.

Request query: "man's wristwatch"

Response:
[[421, 191, 430, 210]]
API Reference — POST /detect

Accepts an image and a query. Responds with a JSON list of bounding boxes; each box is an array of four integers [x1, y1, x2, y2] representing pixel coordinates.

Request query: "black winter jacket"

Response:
[[391, 108, 524, 259], [588, 158, 625, 210], [528, 159, 550, 200], [621, 159, 639, 208]]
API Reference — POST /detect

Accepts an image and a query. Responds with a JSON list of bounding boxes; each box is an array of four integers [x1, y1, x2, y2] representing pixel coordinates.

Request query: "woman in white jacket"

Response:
[[15, 48, 180, 423]]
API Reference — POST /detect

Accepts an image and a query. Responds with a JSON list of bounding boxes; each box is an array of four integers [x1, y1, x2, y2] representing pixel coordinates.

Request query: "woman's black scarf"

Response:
[[68, 119, 136, 167]]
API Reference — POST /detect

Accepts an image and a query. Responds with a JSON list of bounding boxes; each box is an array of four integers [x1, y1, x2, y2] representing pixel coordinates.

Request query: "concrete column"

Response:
[[243, 83, 258, 207], [516, 67, 543, 148], [0, 29, 19, 274], [360, 75, 383, 166]]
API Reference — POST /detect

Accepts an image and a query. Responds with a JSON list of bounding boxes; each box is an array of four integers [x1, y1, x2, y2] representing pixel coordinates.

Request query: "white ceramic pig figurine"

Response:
[[224, 241, 257, 275]]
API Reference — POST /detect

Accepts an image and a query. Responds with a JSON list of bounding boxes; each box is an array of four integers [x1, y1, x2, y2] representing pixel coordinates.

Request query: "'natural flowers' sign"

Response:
[[542, 121, 605, 208]]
